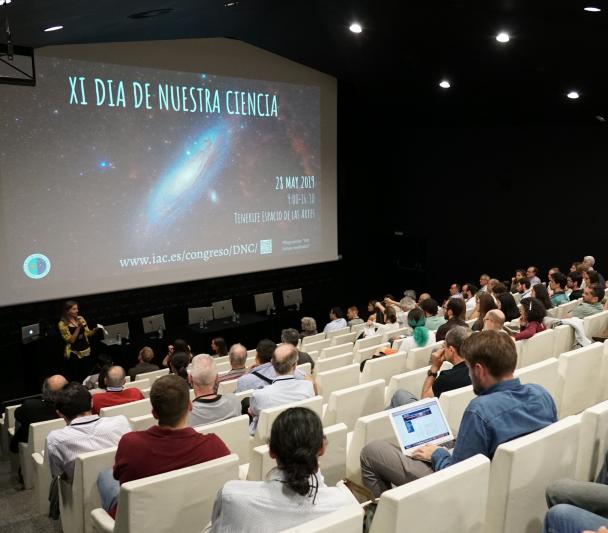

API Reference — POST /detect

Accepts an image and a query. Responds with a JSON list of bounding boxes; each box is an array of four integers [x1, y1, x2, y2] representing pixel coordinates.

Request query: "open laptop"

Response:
[[212, 299, 234, 320], [388, 397, 454, 456], [103, 322, 130, 345]]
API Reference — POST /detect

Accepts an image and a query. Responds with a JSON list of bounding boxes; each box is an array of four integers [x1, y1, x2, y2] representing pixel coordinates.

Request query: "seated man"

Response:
[[248, 344, 315, 435], [10, 374, 67, 454], [216, 343, 249, 385], [420, 298, 446, 331], [517, 278, 532, 299], [360, 330, 557, 497], [97, 375, 230, 516], [46, 382, 130, 482], [91, 366, 145, 415], [567, 271, 584, 301], [550, 272, 570, 307], [569, 286, 605, 319], [281, 328, 315, 370], [323, 307, 348, 333], [188, 354, 241, 427], [388, 326, 472, 407], [127, 347, 158, 382], [346, 306, 364, 327], [462, 283, 479, 318], [435, 298, 468, 342]]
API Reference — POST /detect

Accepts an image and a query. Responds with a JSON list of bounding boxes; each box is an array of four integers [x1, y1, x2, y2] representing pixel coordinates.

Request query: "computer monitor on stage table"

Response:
[[282, 288, 302, 308], [212, 299, 234, 320], [254, 292, 275, 313], [188, 306, 215, 325], [142, 314, 165, 334], [21, 323, 40, 344], [104, 322, 130, 345]]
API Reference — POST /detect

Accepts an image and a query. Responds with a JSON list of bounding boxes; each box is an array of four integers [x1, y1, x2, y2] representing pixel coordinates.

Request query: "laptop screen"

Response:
[[390, 399, 452, 452]]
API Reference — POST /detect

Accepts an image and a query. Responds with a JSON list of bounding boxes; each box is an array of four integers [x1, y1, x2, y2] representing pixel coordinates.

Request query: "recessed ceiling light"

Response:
[[224, 1, 239, 6], [567, 91, 580, 99], [596, 115, 606, 122], [496, 32, 510, 43], [0, 0, 12, 5], [349, 23, 362, 34], [44, 26, 64, 32], [439, 80, 451, 89], [584, 6, 601, 11], [128, 8, 174, 19]]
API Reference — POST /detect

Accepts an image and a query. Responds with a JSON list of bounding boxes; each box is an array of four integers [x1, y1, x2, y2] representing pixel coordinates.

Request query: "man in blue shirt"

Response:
[[360, 330, 557, 497]]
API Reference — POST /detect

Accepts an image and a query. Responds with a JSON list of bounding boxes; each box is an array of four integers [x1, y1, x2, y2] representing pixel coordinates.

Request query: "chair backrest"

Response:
[[314, 353, 354, 375], [552, 324, 575, 357], [438, 385, 475, 436], [111, 454, 239, 533], [99, 398, 151, 419], [194, 415, 250, 466], [279, 505, 364, 533], [515, 358, 560, 403], [320, 342, 354, 359], [360, 352, 407, 385], [217, 379, 239, 395], [381, 326, 408, 344], [557, 299, 580, 319], [248, 423, 348, 486], [325, 327, 351, 340], [254, 396, 324, 446], [557, 342, 606, 417], [350, 322, 366, 335], [298, 362, 311, 375], [353, 344, 389, 365], [59, 446, 116, 533], [370, 455, 490, 533], [246, 348, 257, 358], [29, 418, 66, 453], [303, 338, 333, 353], [123, 378, 151, 392], [353, 334, 383, 353], [331, 331, 358, 346], [301, 333, 327, 347], [584, 310, 608, 338], [216, 361, 231, 374], [517, 329, 555, 369], [346, 410, 397, 484], [405, 341, 443, 371], [576, 400, 608, 481], [324, 380, 385, 431], [486, 416, 581, 533], [384, 362, 454, 404], [316, 364, 360, 402], [129, 414, 156, 431], [134, 368, 169, 383]]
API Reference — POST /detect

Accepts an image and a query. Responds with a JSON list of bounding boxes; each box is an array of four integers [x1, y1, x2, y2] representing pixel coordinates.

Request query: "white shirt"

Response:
[[323, 318, 347, 333], [209, 470, 356, 533], [465, 297, 476, 318], [46, 414, 131, 481], [249, 376, 314, 434]]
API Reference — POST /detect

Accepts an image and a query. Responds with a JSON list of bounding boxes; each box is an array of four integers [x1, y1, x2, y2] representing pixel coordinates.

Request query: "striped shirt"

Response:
[[46, 414, 131, 481]]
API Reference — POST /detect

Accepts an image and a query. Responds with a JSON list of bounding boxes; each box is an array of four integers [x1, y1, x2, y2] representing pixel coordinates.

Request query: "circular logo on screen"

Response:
[[23, 253, 51, 279]]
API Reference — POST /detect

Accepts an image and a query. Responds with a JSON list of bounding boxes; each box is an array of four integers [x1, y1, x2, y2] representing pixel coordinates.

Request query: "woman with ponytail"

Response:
[[397, 307, 436, 352], [209, 407, 355, 532]]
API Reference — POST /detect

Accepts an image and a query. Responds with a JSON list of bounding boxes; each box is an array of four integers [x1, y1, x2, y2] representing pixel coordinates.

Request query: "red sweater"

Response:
[[515, 321, 546, 341], [91, 388, 145, 415]]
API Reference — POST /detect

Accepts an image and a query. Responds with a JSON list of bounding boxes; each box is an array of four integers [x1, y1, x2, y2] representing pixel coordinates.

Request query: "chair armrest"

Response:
[[32, 452, 44, 467], [91, 508, 115, 533]]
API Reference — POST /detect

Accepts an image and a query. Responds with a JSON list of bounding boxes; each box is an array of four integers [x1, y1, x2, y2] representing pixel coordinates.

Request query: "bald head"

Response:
[[228, 343, 247, 369], [190, 354, 217, 390], [42, 375, 68, 402], [105, 366, 126, 388], [484, 309, 505, 331], [272, 344, 298, 376], [418, 293, 431, 303]]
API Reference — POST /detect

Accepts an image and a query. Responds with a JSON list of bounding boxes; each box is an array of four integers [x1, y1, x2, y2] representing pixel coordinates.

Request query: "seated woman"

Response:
[[532, 283, 554, 310], [299, 317, 318, 338], [396, 307, 436, 352], [211, 337, 228, 358], [471, 293, 498, 332], [209, 407, 355, 532], [162, 338, 192, 367], [497, 292, 520, 322], [513, 297, 547, 341]]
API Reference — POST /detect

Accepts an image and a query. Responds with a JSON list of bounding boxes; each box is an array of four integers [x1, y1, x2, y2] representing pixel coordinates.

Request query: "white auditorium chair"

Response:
[[345, 410, 395, 484], [325, 326, 351, 340], [515, 357, 561, 401], [234, 389, 254, 402], [279, 504, 363, 533], [59, 446, 117, 533], [90, 454, 240, 533], [405, 341, 444, 371], [353, 335, 383, 354], [99, 398, 151, 419], [217, 379, 239, 395], [384, 362, 453, 405], [194, 415, 251, 469], [350, 322, 366, 336], [19, 417, 65, 490], [307, 350, 320, 363], [517, 329, 555, 368], [297, 362, 311, 375], [301, 332, 327, 347], [32, 450, 52, 514], [303, 338, 333, 354], [1, 404, 20, 458], [215, 361, 231, 374], [486, 416, 581, 533], [129, 414, 155, 431], [556, 299, 581, 319], [122, 379, 150, 392], [438, 385, 475, 436], [213, 355, 230, 365], [319, 342, 354, 359], [246, 348, 257, 358], [314, 353, 354, 375], [584, 310, 608, 339], [552, 324, 575, 357], [134, 368, 169, 383], [253, 396, 324, 447], [323, 380, 385, 431], [316, 364, 360, 402], [369, 455, 491, 533], [353, 344, 389, 365], [248, 423, 348, 486], [331, 331, 358, 346], [359, 352, 407, 385], [576, 400, 608, 481], [557, 342, 606, 418], [381, 326, 408, 344]]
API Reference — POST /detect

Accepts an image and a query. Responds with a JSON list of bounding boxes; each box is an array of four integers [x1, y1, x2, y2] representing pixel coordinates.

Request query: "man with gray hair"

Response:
[[216, 344, 249, 385], [583, 255, 606, 288], [248, 344, 314, 435], [91, 366, 144, 414], [483, 309, 507, 332], [281, 328, 315, 370], [189, 354, 241, 427]]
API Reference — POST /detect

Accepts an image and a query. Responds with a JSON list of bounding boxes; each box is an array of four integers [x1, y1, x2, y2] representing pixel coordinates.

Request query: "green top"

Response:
[[571, 302, 604, 319]]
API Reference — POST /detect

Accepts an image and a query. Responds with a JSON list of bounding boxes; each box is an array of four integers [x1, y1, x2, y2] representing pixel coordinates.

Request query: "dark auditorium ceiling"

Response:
[[2, 0, 608, 123]]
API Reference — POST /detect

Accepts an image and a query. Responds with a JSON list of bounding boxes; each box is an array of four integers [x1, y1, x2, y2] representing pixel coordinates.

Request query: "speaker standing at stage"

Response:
[[58, 299, 98, 381]]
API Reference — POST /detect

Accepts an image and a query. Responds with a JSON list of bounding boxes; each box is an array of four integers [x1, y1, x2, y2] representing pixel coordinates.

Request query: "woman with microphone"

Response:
[[58, 299, 98, 381]]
